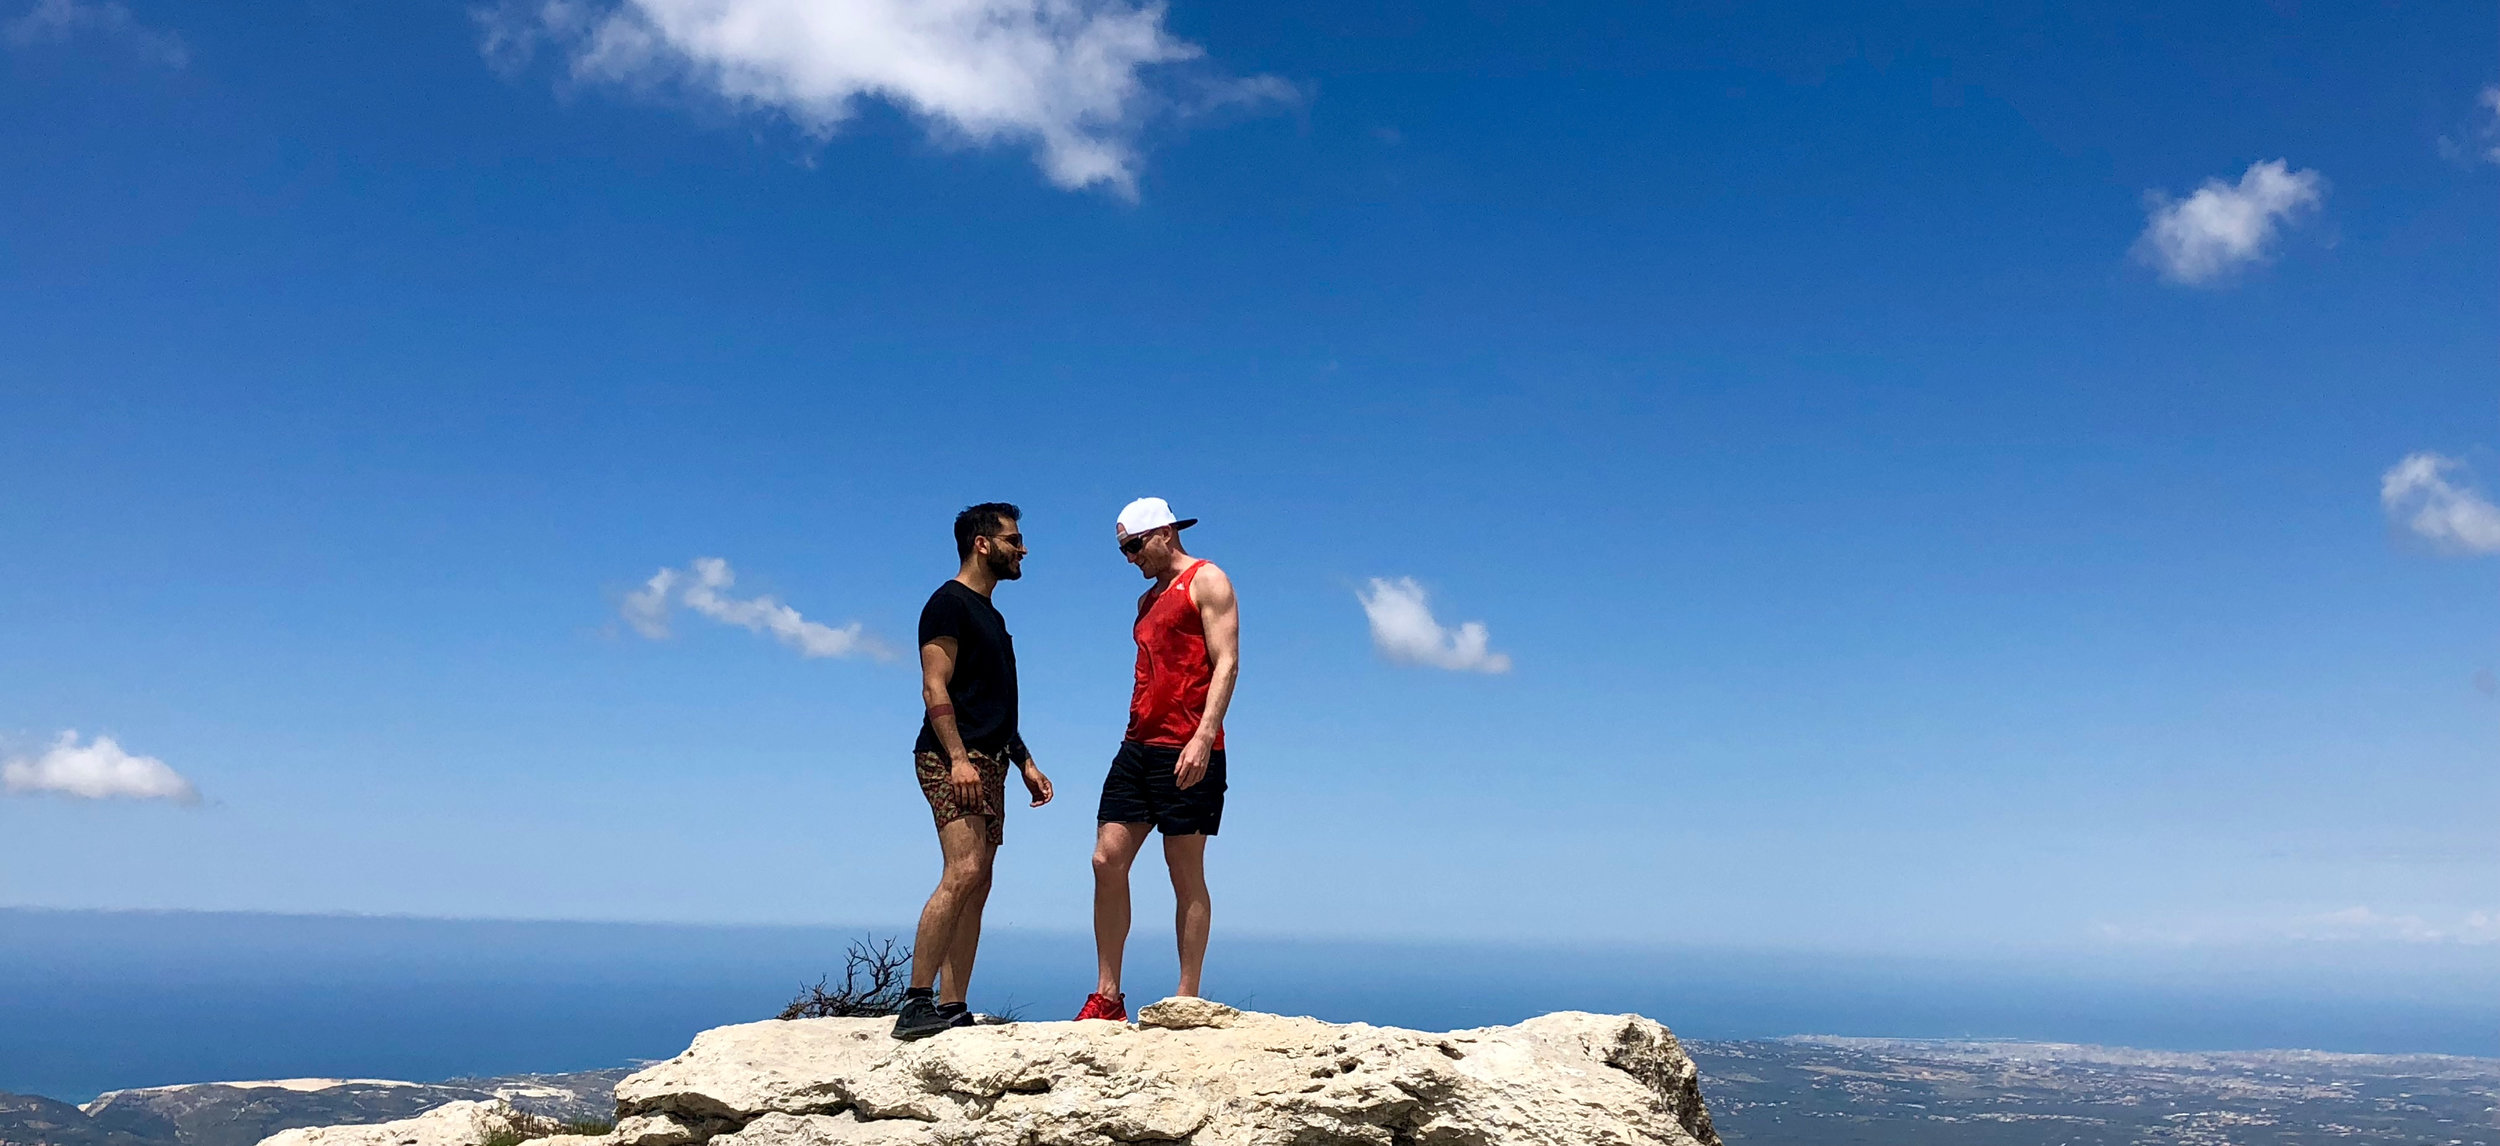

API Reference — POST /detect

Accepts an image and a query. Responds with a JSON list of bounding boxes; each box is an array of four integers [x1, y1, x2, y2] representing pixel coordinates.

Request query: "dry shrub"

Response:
[[478, 1112, 611, 1146], [779, 936, 913, 1019]]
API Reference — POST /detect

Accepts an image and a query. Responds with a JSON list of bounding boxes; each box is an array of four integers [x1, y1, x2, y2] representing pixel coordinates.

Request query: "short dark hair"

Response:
[[954, 502, 1021, 561]]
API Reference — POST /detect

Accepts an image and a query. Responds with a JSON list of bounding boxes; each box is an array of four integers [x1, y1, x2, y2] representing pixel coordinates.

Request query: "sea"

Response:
[[5, 908, 2494, 1102]]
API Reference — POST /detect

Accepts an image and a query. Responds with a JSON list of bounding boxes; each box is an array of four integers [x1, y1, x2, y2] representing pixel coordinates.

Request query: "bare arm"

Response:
[[1174, 563, 1239, 788], [921, 637, 966, 758], [920, 637, 982, 804], [1190, 565, 1240, 745]]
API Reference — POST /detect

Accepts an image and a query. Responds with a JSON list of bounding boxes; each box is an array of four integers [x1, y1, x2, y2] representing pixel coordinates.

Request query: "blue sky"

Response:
[[3, 0, 2496, 974]]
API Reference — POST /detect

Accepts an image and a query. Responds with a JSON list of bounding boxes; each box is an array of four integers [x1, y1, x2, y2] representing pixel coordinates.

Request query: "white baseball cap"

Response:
[[1114, 496, 1198, 541]]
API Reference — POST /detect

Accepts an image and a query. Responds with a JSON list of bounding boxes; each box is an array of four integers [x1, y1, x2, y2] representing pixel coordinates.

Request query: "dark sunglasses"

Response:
[[989, 533, 1024, 549], [1119, 534, 1150, 555]]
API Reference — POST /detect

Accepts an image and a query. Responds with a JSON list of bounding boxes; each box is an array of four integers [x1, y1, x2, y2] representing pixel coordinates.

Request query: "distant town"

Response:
[[1693, 1037, 2500, 1145]]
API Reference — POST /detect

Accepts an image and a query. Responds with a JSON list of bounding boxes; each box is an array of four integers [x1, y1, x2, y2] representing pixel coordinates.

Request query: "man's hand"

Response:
[[1174, 736, 1213, 790], [1020, 760, 1054, 807], [950, 756, 983, 807]]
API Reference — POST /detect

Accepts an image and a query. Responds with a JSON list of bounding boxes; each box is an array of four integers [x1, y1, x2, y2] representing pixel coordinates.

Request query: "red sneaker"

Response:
[[1073, 992, 1127, 1022]]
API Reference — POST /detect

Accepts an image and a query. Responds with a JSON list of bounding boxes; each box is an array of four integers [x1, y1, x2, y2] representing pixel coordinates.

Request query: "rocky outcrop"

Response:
[[256, 1103, 529, 1146], [607, 1002, 1720, 1146]]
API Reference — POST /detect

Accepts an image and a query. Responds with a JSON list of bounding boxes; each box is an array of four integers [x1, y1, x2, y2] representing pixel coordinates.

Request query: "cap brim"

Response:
[[1173, 518, 1198, 530]]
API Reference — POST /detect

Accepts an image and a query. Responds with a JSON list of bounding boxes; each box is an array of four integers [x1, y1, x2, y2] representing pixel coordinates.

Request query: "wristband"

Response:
[[926, 704, 954, 719]]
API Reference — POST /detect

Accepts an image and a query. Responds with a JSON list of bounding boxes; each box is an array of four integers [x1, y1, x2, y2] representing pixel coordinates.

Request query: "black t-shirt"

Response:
[[914, 580, 1024, 761]]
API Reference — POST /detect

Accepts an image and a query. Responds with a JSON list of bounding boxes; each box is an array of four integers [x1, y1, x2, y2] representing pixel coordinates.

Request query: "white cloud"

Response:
[[2483, 85, 2500, 163], [2444, 85, 2500, 164], [621, 567, 679, 638], [2133, 159, 2324, 285], [3, 731, 199, 804], [621, 557, 889, 659], [2380, 451, 2500, 554], [481, 0, 1290, 196], [3, 0, 186, 66], [1357, 577, 1511, 674], [2434, 85, 2500, 163]]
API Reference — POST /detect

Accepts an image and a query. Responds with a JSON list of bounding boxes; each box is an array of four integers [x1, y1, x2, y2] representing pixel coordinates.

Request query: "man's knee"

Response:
[[941, 851, 994, 893], [1092, 846, 1133, 880]]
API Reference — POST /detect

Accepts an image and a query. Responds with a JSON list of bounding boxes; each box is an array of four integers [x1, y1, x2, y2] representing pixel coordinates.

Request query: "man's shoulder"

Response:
[[919, 580, 975, 629], [1185, 560, 1234, 600], [927, 578, 1005, 624]]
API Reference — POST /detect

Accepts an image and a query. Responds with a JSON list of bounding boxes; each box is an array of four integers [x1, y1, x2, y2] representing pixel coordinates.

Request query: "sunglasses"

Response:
[[990, 533, 1024, 549], [1119, 534, 1152, 555]]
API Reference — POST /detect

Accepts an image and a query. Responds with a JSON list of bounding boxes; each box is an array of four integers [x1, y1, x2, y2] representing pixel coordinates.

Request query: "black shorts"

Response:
[[1097, 740, 1226, 836]]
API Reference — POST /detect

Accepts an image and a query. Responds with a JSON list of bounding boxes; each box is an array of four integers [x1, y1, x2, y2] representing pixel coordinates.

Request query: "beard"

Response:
[[987, 549, 1023, 581]]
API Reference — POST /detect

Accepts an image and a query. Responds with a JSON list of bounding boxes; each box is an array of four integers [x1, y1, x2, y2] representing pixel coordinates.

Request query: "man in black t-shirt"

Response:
[[892, 502, 1055, 1041]]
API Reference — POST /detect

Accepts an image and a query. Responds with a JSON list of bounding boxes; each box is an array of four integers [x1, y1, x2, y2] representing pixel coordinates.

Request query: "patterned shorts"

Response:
[[914, 748, 1009, 846]]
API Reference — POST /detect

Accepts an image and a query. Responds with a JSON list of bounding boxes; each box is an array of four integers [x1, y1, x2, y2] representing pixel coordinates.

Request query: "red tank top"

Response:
[[1127, 560, 1221, 748]]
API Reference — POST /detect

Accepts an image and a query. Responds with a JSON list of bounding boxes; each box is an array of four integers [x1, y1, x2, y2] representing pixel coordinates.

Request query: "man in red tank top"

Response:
[[1073, 498, 1240, 1022]]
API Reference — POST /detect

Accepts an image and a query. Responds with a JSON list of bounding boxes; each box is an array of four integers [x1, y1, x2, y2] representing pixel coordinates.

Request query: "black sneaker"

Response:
[[938, 1002, 975, 1029], [891, 995, 951, 1041]]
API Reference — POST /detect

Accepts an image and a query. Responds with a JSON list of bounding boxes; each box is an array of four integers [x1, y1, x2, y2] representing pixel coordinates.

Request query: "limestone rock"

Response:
[[713, 1113, 931, 1146], [615, 1021, 891, 1124], [609, 1002, 1721, 1146], [610, 1113, 702, 1146], [1134, 997, 1241, 1031], [1509, 1011, 1717, 1140], [255, 1101, 526, 1146]]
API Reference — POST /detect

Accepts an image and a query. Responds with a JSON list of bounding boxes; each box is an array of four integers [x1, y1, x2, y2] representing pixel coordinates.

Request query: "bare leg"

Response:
[[1090, 821, 1154, 997], [1164, 833, 1211, 997], [939, 839, 997, 1005], [909, 817, 995, 1000]]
